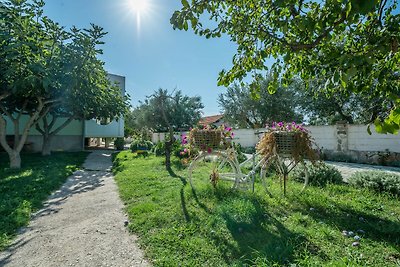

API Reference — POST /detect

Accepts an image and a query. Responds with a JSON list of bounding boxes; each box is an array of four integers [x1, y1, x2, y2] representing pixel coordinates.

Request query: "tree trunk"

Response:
[[41, 133, 52, 156], [165, 140, 172, 170], [9, 150, 21, 169], [165, 129, 175, 171]]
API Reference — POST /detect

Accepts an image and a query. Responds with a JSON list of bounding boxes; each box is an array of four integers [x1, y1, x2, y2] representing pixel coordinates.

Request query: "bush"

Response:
[[114, 137, 125, 150], [130, 139, 153, 152], [291, 162, 343, 187], [233, 143, 247, 163], [173, 142, 190, 159], [241, 146, 256, 154], [152, 142, 165, 156], [348, 171, 400, 196]]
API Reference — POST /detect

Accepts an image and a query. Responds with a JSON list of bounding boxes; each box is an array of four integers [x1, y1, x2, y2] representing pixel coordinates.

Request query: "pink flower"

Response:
[[207, 148, 212, 153], [183, 148, 188, 153]]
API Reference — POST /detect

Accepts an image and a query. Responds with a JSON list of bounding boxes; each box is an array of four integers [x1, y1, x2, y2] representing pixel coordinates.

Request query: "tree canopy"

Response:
[[171, 0, 400, 133], [219, 76, 303, 128], [132, 88, 203, 132]]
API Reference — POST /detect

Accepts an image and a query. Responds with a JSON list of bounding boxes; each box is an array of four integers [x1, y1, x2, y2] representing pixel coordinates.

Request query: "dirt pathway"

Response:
[[0, 151, 149, 267]]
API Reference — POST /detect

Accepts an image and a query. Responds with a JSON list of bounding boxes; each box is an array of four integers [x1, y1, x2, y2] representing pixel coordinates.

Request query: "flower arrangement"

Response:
[[183, 125, 234, 153], [257, 122, 317, 162]]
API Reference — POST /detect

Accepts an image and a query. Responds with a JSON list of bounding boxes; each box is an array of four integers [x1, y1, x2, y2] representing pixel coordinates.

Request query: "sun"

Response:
[[121, 0, 156, 36], [128, 0, 150, 15]]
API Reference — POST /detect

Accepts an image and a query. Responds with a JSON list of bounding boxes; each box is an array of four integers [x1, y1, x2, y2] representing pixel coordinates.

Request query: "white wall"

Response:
[[84, 119, 124, 138], [152, 124, 400, 153], [306, 125, 337, 151], [348, 125, 400, 153]]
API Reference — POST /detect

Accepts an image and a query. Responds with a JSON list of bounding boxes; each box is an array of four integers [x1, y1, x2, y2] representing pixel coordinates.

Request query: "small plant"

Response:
[[291, 162, 343, 187], [114, 137, 125, 150], [349, 171, 400, 196], [130, 139, 153, 153]]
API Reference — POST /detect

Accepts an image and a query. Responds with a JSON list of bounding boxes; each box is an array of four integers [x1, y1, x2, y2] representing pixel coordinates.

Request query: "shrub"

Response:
[[233, 142, 247, 163], [173, 143, 190, 159], [152, 142, 166, 156], [130, 139, 153, 153], [291, 162, 343, 187], [348, 171, 400, 196], [241, 146, 256, 154], [114, 137, 125, 150]]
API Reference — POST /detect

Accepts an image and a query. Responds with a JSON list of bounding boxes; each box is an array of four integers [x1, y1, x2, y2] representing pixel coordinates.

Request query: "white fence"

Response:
[[152, 124, 400, 153]]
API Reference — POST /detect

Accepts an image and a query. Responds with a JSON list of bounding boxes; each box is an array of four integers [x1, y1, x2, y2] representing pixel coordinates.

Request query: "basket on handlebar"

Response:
[[190, 129, 223, 151]]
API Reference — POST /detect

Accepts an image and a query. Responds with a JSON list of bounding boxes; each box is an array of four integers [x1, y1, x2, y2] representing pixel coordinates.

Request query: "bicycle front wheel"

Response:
[[188, 151, 239, 193]]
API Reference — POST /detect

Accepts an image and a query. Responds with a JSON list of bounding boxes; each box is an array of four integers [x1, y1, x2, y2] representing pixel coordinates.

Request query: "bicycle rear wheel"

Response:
[[188, 151, 239, 193]]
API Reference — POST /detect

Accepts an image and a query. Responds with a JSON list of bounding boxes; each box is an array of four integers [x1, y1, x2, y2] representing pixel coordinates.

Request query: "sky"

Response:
[[44, 0, 239, 116]]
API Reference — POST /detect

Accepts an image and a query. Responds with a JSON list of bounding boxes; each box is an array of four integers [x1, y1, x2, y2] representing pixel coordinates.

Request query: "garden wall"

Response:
[[152, 123, 400, 165]]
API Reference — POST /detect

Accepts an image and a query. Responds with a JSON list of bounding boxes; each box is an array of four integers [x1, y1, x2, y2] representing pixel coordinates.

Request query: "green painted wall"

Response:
[[5, 115, 83, 136]]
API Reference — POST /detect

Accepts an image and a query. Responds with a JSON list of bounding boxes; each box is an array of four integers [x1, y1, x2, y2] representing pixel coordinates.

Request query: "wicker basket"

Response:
[[273, 131, 298, 155], [191, 130, 223, 150]]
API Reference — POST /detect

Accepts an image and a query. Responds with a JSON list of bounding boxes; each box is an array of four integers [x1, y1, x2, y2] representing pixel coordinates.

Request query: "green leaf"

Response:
[[181, 0, 189, 8], [374, 119, 384, 133]]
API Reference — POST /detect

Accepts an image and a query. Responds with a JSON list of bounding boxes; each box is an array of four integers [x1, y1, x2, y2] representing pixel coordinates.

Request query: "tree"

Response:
[[171, 0, 400, 133], [0, 0, 59, 168], [0, 0, 129, 167], [219, 76, 303, 128], [133, 89, 203, 170], [34, 25, 129, 156], [299, 80, 398, 125]]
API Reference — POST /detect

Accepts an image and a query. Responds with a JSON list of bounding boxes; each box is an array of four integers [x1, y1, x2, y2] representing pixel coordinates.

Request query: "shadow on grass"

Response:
[[291, 192, 400, 249], [0, 152, 88, 253], [175, 171, 326, 265], [222, 194, 327, 265]]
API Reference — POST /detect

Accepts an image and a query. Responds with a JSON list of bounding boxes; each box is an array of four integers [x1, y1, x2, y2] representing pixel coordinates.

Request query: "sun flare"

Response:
[[128, 0, 150, 15], [121, 0, 156, 37]]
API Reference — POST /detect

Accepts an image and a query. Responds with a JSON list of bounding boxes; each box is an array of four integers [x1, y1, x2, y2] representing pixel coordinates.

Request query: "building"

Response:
[[198, 114, 226, 128], [3, 73, 125, 152]]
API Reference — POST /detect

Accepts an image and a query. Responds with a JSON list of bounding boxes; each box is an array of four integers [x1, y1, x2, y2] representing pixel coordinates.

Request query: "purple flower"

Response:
[[207, 148, 212, 153]]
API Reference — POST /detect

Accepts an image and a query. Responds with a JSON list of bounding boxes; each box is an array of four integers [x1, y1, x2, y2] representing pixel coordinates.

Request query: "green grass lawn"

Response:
[[0, 152, 88, 251], [114, 151, 400, 266]]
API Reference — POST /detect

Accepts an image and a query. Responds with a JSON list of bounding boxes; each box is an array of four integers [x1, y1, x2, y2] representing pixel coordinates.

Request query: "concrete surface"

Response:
[[0, 150, 149, 267]]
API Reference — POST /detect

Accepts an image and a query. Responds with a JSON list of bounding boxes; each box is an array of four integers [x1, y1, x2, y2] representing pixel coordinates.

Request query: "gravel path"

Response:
[[325, 161, 400, 181], [0, 151, 149, 267]]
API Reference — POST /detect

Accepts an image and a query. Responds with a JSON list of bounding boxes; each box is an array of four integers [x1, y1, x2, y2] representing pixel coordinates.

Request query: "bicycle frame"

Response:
[[217, 147, 269, 192]]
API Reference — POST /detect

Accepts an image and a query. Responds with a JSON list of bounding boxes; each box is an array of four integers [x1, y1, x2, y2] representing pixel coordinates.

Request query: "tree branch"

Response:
[[16, 98, 45, 153], [0, 115, 12, 154], [50, 115, 75, 136], [0, 103, 14, 121]]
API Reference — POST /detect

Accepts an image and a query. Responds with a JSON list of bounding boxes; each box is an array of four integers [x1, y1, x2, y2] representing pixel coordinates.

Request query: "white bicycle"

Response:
[[188, 143, 310, 196]]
